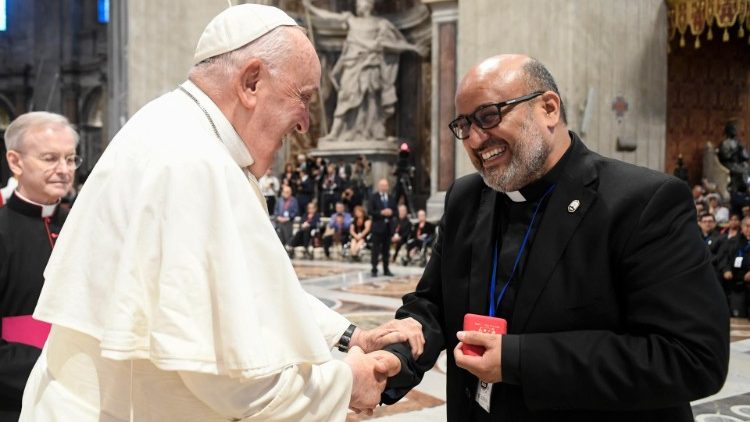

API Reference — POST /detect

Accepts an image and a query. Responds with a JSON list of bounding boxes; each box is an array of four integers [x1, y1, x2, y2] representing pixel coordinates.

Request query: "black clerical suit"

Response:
[[0, 193, 68, 419], [383, 132, 729, 421], [369, 191, 396, 275]]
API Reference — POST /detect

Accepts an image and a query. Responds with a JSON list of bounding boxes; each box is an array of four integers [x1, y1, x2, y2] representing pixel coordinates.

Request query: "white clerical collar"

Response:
[[505, 191, 527, 202], [14, 190, 59, 217], [179, 80, 255, 170]]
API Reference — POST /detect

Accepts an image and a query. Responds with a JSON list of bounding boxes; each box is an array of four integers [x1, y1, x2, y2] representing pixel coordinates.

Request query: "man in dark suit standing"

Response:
[[373, 55, 729, 421], [368, 178, 395, 276]]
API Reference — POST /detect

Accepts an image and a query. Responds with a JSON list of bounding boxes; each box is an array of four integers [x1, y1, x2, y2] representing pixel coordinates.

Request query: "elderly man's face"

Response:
[[377, 179, 389, 193], [9, 125, 76, 204], [455, 59, 552, 192], [246, 30, 321, 177]]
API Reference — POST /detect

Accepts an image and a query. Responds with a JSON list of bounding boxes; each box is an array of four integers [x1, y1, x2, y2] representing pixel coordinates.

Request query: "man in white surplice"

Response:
[[20, 5, 420, 421]]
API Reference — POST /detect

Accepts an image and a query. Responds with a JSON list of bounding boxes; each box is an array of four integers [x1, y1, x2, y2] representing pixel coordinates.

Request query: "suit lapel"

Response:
[[468, 185, 498, 315], [511, 140, 598, 332]]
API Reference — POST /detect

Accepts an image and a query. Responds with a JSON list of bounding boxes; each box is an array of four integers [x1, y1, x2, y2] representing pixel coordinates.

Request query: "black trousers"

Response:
[[371, 231, 390, 272]]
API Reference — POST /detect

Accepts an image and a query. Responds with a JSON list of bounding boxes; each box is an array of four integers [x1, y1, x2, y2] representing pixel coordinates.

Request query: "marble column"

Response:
[[423, 0, 457, 219], [106, 0, 128, 142]]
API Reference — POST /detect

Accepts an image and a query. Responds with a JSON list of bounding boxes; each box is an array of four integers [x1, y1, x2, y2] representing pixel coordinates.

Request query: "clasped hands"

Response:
[[343, 317, 423, 415]]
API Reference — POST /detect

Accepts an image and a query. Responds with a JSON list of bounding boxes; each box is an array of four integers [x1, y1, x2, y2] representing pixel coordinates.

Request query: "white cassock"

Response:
[[20, 81, 353, 421]]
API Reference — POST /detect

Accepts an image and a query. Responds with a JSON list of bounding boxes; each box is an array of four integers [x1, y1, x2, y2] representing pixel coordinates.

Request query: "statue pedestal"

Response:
[[312, 138, 400, 190]]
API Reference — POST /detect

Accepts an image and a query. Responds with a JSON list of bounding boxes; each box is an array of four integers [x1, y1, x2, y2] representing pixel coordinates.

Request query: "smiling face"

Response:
[[241, 29, 321, 178], [7, 125, 77, 204], [455, 55, 564, 192]]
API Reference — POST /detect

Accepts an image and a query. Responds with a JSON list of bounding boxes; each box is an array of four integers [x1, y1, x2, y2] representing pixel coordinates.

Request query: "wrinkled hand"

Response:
[[345, 347, 399, 415], [351, 318, 424, 358], [724, 271, 732, 280], [454, 331, 502, 384]]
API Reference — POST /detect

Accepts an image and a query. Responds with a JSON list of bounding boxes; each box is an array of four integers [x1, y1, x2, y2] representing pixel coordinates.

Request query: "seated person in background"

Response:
[[707, 193, 730, 225], [288, 202, 320, 259], [719, 216, 750, 318], [323, 202, 352, 258], [349, 205, 371, 261], [404, 209, 435, 265], [258, 167, 280, 214], [722, 213, 741, 239], [274, 185, 299, 252], [391, 204, 411, 263], [323, 213, 350, 259], [698, 212, 726, 286]]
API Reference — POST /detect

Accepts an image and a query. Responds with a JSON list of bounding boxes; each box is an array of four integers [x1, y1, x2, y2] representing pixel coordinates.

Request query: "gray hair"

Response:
[[189, 26, 305, 80], [5, 111, 79, 151], [522, 59, 567, 124]]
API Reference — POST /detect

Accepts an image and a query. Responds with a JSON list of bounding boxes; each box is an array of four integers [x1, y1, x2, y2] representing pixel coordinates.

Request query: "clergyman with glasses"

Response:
[[0, 111, 80, 420], [376, 54, 729, 420]]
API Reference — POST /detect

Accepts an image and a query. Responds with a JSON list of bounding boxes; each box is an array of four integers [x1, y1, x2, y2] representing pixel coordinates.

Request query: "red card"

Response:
[[461, 314, 507, 356]]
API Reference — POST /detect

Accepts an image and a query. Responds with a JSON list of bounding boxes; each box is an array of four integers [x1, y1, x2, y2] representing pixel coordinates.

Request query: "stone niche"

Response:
[[282, 0, 432, 207]]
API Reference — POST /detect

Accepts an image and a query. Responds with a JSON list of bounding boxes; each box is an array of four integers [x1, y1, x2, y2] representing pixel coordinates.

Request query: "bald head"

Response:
[[454, 54, 570, 192], [458, 54, 566, 124]]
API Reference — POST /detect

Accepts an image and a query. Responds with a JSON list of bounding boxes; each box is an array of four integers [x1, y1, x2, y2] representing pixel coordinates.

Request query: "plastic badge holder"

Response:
[[462, 313, 507, 356]]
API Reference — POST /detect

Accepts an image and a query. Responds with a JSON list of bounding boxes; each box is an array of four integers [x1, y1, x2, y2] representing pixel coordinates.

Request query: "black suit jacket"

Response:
[[369, 192, 397, 235], [384, 133, 729, 421]]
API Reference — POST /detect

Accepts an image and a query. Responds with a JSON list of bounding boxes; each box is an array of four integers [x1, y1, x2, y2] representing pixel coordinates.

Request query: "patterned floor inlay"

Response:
[[731, 318, 750, 343], [337, 303, 395, 317], [340, 275, 421, 298], [293, 264, 353, 280], [692, 392, 750, 420], [345, 390, 445, 422], [343, 311, 400, 330]]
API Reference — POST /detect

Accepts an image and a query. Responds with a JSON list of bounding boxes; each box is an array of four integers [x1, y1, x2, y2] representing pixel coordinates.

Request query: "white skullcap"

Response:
[[193, 4, 298, 65]]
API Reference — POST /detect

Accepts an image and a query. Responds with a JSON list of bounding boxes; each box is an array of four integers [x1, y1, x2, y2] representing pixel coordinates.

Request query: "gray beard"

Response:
[[478, 117, 551, 192]]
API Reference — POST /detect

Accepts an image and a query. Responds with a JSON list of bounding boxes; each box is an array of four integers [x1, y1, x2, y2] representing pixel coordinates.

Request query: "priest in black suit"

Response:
[[375, 55, 729, 421], [368, 178, 396, 276], [0, 112, 78, 420]]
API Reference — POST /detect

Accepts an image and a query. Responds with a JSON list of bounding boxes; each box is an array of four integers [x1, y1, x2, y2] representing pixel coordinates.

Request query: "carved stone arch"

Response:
[[79, 86, 104, 129]]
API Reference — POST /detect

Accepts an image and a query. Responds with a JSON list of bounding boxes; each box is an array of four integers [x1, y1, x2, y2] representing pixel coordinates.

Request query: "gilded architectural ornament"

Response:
[[667, 0, 750, 48]]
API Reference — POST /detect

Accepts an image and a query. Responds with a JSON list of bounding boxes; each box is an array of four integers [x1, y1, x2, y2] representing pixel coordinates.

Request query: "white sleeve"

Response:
[[305, 292, 351, 348], [178, 360, 352, 421]]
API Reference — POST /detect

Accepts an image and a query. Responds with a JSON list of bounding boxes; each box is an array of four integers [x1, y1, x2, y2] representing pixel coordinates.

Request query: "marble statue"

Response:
[[303, 0, 422, 142]]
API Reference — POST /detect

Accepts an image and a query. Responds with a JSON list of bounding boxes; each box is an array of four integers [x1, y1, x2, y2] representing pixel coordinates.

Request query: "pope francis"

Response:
[[19, 4, 418, 421]]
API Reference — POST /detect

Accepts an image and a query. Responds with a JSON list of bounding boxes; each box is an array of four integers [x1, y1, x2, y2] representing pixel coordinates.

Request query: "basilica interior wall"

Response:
[[126, 0, 226, 115], [456, 0, 668, 177]]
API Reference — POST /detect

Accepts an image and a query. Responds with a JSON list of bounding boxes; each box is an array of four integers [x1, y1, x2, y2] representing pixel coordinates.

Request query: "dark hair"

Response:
[[698, 212, 715, 222], [522, 59, 567, 124]]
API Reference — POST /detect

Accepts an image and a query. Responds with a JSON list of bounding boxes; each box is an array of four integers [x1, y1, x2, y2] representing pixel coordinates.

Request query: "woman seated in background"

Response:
[[348, 205, 371, 261]]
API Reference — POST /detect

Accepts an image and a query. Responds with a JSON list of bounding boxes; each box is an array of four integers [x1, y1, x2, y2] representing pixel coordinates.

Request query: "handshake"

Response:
[[342, 317, 424, 415]]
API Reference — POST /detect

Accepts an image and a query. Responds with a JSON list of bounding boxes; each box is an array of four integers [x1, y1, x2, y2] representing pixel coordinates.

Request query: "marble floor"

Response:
[[292, 257, 750, 421]]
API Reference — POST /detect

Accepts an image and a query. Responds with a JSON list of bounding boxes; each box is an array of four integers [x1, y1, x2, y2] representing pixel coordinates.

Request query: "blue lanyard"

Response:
[[489, 184, 556, 317]]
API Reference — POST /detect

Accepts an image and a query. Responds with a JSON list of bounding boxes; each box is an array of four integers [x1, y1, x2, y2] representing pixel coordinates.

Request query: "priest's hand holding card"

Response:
[[454, 330, 503, 384]]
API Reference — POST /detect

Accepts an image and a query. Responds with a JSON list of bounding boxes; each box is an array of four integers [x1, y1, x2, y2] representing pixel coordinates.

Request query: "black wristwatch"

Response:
[[337, 324, 357, 352]]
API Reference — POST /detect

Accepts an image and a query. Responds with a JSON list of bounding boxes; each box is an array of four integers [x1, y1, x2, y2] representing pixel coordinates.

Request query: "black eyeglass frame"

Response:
[[448, 91, 545, 140]]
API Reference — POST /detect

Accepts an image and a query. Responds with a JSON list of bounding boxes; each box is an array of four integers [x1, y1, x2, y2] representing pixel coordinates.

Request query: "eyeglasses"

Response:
[[25, 153, 84, 170], [448, 91, 544, 140]]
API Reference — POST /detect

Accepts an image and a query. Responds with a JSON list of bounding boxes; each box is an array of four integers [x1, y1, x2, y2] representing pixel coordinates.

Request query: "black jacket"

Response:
[[383, 133, 729, 421], [0, 194, 68, 417]]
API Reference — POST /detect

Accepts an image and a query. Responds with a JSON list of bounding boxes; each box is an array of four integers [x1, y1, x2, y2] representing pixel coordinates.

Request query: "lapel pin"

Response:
[[567, 200, 580, 213]]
